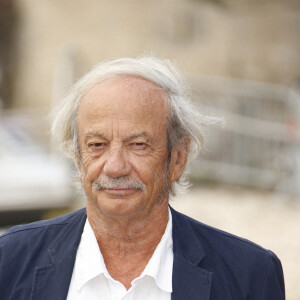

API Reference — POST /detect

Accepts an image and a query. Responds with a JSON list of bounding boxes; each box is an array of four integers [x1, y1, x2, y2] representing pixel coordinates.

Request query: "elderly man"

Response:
[[0, 57, 284, 300]]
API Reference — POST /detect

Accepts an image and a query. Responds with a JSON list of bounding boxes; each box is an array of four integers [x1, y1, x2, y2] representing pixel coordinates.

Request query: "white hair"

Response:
[[51, 56, 215, 195]]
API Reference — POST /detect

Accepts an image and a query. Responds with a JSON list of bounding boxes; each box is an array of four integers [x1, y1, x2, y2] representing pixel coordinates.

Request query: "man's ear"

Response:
[[169, 138, 190, 182]]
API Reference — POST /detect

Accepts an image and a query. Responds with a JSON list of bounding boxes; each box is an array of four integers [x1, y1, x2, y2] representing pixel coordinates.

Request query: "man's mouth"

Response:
[[101, 188, 138, 196]]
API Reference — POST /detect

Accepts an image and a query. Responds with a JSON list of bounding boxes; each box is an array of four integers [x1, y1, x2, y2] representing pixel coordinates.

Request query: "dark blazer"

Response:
[[0, 207, 285, 300]]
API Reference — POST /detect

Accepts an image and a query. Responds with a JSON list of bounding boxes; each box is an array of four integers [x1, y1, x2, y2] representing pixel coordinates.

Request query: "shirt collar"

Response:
[[74, 218, 109, 291], [74, 208, 173, 293], [135, 208, 173, 292]]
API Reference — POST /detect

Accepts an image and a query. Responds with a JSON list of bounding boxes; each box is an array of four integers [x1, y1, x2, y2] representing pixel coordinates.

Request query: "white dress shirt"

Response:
[[66, 209, 173, 300]]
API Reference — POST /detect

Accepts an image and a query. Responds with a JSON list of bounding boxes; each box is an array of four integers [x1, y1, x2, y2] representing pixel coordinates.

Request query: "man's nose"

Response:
[[102, 147, 131, 178]]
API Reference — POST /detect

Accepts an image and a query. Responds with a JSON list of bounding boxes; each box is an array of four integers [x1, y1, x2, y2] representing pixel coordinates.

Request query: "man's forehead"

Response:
[[77, 75, 169, 136], [80, 75, 165, 106], [78, 75, 168, 120]]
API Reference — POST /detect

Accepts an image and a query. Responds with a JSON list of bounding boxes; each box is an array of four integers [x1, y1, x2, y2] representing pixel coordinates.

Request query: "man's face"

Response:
[[77, 76, 184, 218]]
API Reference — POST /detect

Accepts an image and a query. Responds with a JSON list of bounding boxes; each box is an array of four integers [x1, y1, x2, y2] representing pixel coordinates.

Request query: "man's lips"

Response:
[[101, 188, 138, 196]]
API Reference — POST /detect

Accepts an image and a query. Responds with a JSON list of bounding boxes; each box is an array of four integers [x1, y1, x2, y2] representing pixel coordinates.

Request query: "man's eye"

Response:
[[88, 142, 105, 150], [130, 142, 147, 150]]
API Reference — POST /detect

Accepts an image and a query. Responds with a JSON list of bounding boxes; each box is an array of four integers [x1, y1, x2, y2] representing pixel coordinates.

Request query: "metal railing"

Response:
[[189, 75, 300, 195]]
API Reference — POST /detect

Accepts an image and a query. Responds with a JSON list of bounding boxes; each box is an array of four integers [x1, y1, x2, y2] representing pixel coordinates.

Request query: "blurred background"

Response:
[[0, 0, 299, 298]]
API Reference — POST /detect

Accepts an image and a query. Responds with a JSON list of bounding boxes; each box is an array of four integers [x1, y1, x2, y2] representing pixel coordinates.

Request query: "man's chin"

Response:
[[89, 193, 145, 218]]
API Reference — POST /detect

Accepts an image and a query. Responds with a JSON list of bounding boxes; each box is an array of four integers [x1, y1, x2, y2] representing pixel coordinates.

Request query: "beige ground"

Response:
[[171, 186, 300, 300]]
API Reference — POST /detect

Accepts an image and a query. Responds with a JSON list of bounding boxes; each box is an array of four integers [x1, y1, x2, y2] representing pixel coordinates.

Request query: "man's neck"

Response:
[[86, 199, 170, 289]]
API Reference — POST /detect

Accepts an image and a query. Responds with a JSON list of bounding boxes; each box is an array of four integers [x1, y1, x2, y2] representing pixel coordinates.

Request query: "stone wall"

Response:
[[7, 0, 300, 108]]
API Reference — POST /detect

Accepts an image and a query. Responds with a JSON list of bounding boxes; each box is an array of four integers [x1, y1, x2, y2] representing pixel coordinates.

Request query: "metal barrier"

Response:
[[188, 75, 300, 195]]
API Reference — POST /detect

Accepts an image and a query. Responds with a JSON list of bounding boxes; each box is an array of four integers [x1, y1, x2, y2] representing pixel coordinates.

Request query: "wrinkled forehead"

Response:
[[78, 75, 166, 108], [77, 75, 169, 134], [81, 75, 166, 106]]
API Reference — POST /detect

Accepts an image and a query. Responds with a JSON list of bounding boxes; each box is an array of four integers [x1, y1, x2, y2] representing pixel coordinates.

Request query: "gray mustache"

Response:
[[92, 176, 146, 191]]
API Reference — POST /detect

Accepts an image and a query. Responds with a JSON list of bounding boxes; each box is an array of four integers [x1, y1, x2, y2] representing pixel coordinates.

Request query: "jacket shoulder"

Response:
[[171, 208, 285, 299], [0, 209, 86, 300], [173, 208, 270, 254], [0, 208, 86, 242]]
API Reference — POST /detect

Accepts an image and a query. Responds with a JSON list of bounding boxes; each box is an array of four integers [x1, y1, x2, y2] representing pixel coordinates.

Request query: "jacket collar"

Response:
[[170, 206, 213, 300]]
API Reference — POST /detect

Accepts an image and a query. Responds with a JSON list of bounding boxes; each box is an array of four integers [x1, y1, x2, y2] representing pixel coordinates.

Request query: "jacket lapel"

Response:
[[30, 209, 87, 300], [171, 207, 213, 300]]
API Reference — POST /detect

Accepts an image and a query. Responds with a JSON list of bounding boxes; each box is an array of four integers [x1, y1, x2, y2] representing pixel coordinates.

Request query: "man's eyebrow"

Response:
[[84, 133, 151, 142], [84, 133, 108, 141], [123, 133, 150, 142]]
